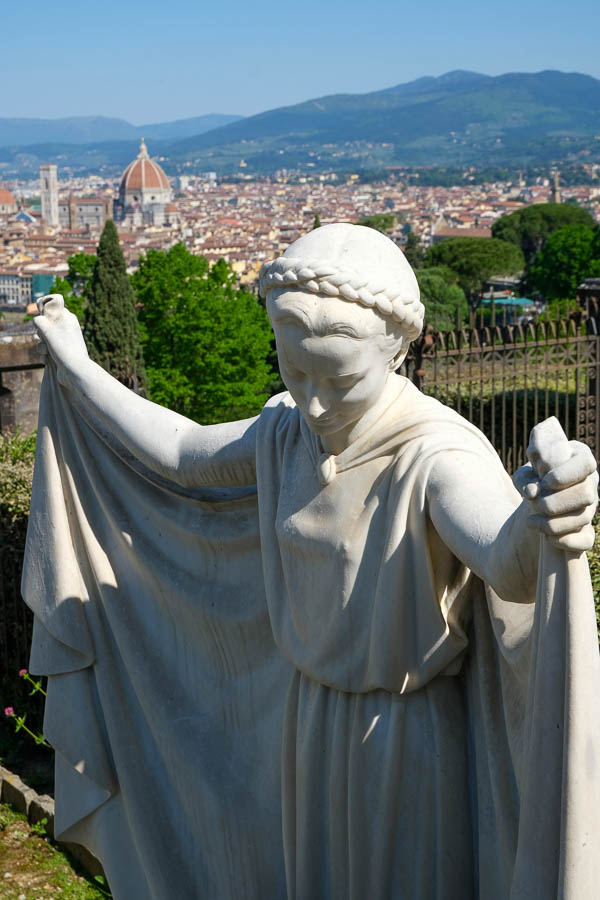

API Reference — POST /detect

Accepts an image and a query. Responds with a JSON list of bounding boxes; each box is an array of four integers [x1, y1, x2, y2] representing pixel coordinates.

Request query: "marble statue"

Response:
[[24, 224, 600, 899]]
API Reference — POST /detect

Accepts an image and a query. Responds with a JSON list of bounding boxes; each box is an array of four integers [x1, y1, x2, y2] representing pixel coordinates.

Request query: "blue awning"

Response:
[[481, 296, 534, 307]]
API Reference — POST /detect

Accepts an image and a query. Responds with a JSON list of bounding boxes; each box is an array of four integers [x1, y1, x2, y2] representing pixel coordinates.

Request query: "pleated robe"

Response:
[[22, 367, 600, 899]]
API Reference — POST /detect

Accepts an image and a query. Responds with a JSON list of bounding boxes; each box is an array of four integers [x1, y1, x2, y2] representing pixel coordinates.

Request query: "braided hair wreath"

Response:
[[259, 255, 425, 342]]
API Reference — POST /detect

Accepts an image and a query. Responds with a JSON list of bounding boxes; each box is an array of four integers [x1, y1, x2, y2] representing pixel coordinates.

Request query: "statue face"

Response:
[[268, 289, 401, 439]]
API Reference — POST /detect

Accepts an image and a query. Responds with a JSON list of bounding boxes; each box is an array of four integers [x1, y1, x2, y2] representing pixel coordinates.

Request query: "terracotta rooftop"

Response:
[[120, 139, 170, 193], [434, 225, 492, 239]]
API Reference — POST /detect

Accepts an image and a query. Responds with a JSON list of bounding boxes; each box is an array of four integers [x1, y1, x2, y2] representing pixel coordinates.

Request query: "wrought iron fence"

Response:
[[402, 317, 600, 472]]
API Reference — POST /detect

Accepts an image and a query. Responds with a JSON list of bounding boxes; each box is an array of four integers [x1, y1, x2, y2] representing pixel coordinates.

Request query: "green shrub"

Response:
[[0, 431, 45, 746], [0, 430, 36, 533]]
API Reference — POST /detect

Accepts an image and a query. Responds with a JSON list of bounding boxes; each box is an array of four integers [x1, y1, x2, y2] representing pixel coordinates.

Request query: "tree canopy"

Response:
[[402, 231, 425, 269], [491, 203, 596, 270], [416, 267, 468, 328], [51, 252, 96, 321], [355, 213, 395, 233], [424, 237, 524, 311], [132, 243, 274, 424], [83, 220, 147, 393], [528, 225, 600, 301], [67, 252, 96, 292]]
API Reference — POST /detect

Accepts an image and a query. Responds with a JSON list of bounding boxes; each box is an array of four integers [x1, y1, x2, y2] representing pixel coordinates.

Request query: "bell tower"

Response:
[[551, 170, 561, 205], [40, 163, 59, 226]]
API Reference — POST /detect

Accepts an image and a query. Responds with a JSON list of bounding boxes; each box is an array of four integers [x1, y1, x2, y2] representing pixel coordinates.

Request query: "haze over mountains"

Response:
[[1, 70, 599, 176], [0, 114, 243, 148]]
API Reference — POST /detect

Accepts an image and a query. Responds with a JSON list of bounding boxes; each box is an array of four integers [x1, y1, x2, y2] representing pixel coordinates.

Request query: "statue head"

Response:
[[260, 223, 423, 342], [260, 224, 423, 441]]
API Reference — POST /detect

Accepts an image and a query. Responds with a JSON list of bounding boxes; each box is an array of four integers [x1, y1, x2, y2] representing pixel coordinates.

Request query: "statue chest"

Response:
[[272, 443, 399, 639]]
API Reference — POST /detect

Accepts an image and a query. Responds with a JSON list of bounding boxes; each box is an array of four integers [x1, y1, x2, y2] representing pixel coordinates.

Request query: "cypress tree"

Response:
[[84, 220, 147, 394]]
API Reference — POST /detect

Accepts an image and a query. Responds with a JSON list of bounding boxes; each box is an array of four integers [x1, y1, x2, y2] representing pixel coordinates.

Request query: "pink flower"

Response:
[[4, 707, 14, 717], [18, 669, 27, 677]]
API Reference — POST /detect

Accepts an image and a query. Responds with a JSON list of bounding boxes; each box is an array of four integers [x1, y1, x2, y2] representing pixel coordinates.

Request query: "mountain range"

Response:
[[0, 113, 242, 148], [1, 70, 599, 177]]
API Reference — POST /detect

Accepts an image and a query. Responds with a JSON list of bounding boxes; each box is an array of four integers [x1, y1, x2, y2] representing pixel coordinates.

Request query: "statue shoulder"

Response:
[[256, 390, 299, 446], [391, 379, 500, 464]]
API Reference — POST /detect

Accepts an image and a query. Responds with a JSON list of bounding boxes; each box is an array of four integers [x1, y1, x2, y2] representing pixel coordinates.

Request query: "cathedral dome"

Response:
[[119, 139, 170, 198], [116, 139, 172, 225]]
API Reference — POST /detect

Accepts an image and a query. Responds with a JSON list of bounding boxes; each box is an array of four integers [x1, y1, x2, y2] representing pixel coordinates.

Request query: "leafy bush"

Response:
[[0, 430, 36, 532], [0, 432, 46, 760]]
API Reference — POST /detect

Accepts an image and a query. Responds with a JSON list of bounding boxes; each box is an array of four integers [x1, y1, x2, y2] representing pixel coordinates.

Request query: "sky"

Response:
[[3, 0, 600, 124]]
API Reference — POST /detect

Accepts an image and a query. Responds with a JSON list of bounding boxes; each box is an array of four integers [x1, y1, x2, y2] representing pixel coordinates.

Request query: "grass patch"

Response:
[[0, 802, 111, 898]]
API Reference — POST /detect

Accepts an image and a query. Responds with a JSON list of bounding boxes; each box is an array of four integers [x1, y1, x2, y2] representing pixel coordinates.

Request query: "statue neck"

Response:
[[320, 374, 405, 456]]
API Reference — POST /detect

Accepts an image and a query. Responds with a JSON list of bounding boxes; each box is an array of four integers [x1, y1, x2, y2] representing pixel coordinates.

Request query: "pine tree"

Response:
[[84, 220, 147, 394], [312, 212, 321, 229]]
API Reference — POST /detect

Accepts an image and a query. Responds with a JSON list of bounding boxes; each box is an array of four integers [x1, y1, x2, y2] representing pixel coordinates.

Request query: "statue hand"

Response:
[[513, 418, 598, 552], [34, 294, 89, 385]]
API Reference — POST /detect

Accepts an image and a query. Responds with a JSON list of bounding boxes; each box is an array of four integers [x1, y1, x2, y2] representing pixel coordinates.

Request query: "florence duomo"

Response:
[[114, 138, 172, 226]]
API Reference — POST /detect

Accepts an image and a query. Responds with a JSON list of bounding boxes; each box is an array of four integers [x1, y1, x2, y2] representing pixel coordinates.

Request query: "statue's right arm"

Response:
[[34, 299, 257, 488]]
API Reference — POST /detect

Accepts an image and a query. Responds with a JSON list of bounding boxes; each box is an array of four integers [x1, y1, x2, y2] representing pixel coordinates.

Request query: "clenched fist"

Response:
[[513, 418, 598, 552], [34, 294, 90, 385]]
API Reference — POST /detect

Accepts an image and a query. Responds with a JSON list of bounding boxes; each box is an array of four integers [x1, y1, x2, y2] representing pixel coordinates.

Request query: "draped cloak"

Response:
[[21, 365, 600, 899]]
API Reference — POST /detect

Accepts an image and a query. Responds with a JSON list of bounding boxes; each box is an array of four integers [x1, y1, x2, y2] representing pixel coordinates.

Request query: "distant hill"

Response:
[[0, 113, 243, 148], [166, 69, 600, 170], [1, 71, 599, 177]]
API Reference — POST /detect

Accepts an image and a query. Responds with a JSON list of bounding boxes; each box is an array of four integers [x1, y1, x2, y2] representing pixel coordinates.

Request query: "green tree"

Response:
[[528, 225, 600, 301], [312, 211, 321, 229], [51, 252, 96, 322], [51, 275, 83, 321], [132, 244, 274, 424], [403, 231, 425, 269], [424, 237, 524, 320], [83, 220, 146, 393], [67, 252, 96, 293], [416, 267, 468, 328], [355, 213, 395, 233], [491, 203, 596, 270]]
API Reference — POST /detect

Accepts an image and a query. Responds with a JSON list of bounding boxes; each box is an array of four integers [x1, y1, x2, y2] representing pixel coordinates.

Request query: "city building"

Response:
[[0, 271, 56, 309], [115, 139, 172, 226], [59, 194, 113, 229], [0, 188, 17, 216], [40, 163, 59, 226], [0, 270, 32, 307]]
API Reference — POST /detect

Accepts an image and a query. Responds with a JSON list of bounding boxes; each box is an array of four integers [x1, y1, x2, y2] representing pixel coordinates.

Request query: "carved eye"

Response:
[[331, 374, 360, 389]]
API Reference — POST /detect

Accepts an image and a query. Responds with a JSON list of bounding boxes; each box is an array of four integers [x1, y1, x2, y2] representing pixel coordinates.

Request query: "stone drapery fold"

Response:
[[22, 365, 600, 899]]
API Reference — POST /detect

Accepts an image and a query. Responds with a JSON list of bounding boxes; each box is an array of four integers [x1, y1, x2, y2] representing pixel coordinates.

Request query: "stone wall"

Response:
[[0, 323, 44, 434]]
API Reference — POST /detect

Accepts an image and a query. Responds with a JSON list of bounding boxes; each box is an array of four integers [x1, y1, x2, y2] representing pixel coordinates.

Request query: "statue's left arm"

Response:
[[425, 434, 597, 603]]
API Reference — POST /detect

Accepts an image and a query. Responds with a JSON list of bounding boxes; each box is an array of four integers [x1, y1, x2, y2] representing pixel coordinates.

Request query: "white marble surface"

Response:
[[26, 224, 600, 898]]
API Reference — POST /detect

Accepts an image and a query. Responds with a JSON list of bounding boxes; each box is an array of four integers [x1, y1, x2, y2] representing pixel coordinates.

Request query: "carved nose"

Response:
[[308, 394, 327, 419]]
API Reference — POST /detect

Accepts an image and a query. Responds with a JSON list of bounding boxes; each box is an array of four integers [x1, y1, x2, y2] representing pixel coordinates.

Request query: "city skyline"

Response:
[[3, 0, 599, 123]]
